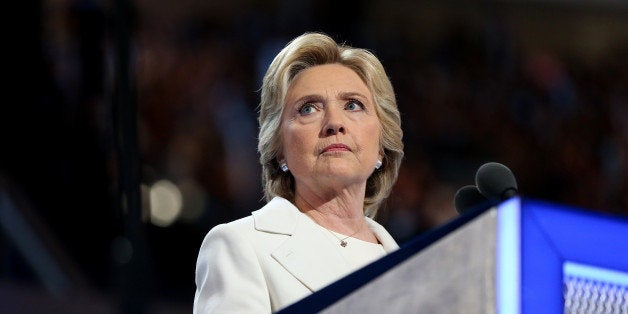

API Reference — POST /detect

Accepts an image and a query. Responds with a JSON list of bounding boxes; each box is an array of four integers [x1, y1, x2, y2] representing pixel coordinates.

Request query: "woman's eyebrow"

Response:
[[288, 92, 369, 105], [338, 91, 369, 101], [290, 94, 324, 105]]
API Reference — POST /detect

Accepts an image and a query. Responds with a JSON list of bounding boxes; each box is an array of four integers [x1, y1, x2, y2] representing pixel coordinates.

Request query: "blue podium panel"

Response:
[[280, 198, 628, 314], [511, 199, 628, 314]]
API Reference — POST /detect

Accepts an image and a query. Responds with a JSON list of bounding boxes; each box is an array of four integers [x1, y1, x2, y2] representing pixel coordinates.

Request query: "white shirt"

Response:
[[317, 224, 387, 270]]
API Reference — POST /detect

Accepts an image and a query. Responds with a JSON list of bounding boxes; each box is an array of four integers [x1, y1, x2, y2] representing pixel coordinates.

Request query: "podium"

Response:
[[279, 198, 628, 313]]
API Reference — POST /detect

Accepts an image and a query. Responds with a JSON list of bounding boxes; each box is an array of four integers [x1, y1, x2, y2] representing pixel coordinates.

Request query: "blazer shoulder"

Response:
[[199, 197, 298, 249], [197, 217, 255, 257]]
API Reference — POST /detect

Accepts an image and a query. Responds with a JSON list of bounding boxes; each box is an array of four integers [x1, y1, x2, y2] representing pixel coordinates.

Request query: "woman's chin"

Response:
[[317, 168, 370, 185]]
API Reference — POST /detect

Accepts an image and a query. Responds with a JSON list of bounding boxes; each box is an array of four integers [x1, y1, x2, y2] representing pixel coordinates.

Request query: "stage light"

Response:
[[149, 179, 182, 227]]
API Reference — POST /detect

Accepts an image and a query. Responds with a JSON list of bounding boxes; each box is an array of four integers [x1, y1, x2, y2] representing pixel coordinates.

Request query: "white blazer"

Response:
[[194, 197, 399, 313]]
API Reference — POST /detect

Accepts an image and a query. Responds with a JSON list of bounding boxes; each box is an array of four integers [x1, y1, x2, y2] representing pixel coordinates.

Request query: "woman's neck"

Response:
[[294, 191, 378, 243]]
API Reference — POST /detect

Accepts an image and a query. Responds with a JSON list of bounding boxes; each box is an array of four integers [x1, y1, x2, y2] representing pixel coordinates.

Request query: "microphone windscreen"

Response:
[[475, 162, 518, 201], [454, 185, 489, 214]]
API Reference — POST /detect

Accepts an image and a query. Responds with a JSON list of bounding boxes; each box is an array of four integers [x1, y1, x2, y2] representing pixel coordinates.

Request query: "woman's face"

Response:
[[280, 63, 381, 194]]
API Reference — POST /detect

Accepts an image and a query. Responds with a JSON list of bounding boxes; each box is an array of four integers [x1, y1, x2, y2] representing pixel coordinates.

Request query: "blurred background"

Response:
[[2, 0, 627, 313]]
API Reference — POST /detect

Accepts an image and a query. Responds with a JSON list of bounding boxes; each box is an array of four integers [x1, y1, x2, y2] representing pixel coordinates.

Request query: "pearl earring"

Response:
[[280, 162, 289, 172], [375, 160, 382, 170]]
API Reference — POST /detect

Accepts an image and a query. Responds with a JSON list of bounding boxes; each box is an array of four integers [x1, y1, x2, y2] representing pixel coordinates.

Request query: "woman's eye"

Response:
[[298, 103, 316, 115], [345, 100, 365, 111]]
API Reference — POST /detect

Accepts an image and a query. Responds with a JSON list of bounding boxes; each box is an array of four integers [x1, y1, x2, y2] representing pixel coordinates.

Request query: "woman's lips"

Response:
[[322, 143, 351, 153]]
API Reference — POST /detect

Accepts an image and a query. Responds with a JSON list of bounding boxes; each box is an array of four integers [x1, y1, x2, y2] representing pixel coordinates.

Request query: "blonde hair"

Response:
[[257, 32, 404, 218]]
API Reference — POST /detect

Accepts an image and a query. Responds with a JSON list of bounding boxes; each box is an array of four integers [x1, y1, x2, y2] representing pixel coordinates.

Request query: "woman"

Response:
[[194, 32, 404, 313]]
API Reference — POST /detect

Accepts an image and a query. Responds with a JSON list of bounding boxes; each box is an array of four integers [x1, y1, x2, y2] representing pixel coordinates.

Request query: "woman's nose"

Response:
[[323, 107, 346, 136], [325, 125, 345, 135]]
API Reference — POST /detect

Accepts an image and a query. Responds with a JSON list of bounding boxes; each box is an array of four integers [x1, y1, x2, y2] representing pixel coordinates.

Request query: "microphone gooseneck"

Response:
[[475, 162, 518, 201]]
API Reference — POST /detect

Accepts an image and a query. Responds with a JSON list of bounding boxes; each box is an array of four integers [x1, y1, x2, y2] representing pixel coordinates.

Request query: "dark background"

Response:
[[2, 0, 627, 313]]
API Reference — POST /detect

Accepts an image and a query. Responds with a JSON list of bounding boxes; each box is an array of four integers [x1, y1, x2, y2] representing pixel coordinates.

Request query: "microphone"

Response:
[[454, 185, 489, 214], [475, 162, 518, 201]]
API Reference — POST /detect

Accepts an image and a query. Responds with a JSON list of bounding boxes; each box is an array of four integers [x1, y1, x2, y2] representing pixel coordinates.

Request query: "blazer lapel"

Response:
[[253, 197, 352, 292]]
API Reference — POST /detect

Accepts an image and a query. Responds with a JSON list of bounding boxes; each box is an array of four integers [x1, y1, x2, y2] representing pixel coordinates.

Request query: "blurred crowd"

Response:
[[3, 0, 627, 311], [130, 1, 628, 241]]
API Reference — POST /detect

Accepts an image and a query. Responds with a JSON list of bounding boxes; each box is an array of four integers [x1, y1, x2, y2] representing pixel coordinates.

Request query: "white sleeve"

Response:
[[194, 223, 271, 313]]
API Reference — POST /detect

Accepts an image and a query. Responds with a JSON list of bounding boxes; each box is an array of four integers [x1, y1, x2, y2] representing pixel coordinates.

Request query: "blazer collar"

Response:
[[252, 197, 399, 292], [252, 197, 350, 291], [365, 217, 400, 252], [251, 197, 299, 236]]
